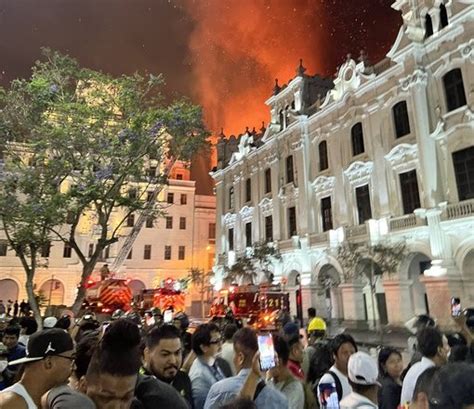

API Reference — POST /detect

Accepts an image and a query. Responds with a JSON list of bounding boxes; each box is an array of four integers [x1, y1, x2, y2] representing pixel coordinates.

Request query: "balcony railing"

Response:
[[346, 224, 368, 239], [278, 238, 296, 251], [389, 213, 425, 231], [443, 199, 474, 221], [309, 231, 329, 246]]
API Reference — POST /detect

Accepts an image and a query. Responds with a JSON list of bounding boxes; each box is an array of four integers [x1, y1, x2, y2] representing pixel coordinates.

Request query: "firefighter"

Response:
[[99, 264, 110, 281]]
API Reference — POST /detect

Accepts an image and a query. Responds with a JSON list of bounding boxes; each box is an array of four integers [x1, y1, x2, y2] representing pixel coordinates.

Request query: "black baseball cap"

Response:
[[9, 328, 74, 366]]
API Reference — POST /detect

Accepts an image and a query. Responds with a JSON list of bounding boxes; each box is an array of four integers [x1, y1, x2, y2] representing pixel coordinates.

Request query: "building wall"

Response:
[[0, 169, 216, 311], [212, 0, 474, 328]]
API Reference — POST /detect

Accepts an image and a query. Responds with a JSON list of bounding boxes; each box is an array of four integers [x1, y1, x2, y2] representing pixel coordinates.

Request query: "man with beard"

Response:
[[144, 324, 193, 408]]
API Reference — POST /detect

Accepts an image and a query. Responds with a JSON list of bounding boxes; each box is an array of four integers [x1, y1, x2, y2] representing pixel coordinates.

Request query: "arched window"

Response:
[[440, 4, 449, 29], [319, 141, 328, 171], [443, 69, 467, 112], [351, 122, 365, 156], [425, 13, 433, 38], [392, 101, 411, 138]]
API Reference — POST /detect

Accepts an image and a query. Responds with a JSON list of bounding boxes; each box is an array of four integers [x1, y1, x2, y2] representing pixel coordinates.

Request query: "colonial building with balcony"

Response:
[[211, 0, 474, 328]]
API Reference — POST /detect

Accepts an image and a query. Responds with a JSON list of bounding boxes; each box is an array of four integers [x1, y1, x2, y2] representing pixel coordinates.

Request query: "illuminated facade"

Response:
[[0, 161, 216, 313], [212, 0, 474, 327]]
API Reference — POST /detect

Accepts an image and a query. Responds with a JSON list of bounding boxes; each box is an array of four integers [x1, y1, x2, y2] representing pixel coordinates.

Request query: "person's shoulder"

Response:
[[318, 371, 335, 385], [136, 374, 188, 408], [0, 391, 28, 409], [175, 370, 191, 384]]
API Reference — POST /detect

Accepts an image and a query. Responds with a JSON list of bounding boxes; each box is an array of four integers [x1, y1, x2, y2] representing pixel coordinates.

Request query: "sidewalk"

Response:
[[328, 323, 410, 351]]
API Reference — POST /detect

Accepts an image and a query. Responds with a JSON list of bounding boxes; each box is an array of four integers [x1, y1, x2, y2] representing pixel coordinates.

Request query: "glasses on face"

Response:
[[55, 354, 76, 361], [209, 338, 222, 345]]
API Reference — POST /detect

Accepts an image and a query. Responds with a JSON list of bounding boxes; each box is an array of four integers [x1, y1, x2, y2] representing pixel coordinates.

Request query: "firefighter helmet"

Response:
[[111, 309, 125, 320]]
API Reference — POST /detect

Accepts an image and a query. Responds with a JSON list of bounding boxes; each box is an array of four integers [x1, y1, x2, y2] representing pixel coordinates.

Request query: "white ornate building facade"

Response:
[[211, 0, 474, 327], [0, 162, 216, 315]]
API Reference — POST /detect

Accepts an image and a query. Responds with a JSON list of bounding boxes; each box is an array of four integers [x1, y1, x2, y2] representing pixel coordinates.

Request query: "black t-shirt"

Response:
[[171, 370, 194, 409], [135, 374, 189, 409]]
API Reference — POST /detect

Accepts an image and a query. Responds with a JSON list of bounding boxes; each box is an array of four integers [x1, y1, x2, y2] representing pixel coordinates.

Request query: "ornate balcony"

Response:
[[345, 224, 368, 240], [442, 199, 474, 221], [389, 213, 426, 231]]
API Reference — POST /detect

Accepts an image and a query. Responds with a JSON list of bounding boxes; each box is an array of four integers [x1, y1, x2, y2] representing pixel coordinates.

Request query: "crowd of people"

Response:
[[0, 305, 472, 409]]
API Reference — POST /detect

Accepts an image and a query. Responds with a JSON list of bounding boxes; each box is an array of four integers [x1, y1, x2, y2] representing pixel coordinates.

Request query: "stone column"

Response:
[[383, 279, 415, 326], [407, 69, 442, 207], [340, 283, 366, 322], [421, 275, 464, 328], [330, 287, 344, 320]]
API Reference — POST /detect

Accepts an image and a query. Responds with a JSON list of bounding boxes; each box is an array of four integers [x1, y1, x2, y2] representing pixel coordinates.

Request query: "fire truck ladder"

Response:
[[110, 160, 175, 276]]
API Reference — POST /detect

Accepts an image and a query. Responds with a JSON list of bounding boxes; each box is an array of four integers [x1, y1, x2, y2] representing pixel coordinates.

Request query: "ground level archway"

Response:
[[39, 279, 65, 306], [0, 279, 19, 303]]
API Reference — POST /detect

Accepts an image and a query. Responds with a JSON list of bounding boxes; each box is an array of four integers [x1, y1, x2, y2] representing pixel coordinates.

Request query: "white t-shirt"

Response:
[[400, 357, 435, 405], [317, 365, 352, 402]]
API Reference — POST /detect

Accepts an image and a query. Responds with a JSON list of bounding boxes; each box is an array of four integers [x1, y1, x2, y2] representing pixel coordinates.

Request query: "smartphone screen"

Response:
[[257, 333, 276, 371], [319, 382, 340, 409], [163, 310, 173, 323], [451, 297, 462, 317]]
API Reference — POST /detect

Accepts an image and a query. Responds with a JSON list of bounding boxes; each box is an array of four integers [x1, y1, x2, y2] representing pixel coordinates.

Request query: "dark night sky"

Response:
[[0, 0, 401, 194]]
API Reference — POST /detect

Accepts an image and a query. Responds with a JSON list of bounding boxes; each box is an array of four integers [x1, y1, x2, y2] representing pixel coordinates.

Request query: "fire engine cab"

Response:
[[137, 278, 186, 312], [213, 284, 289, 330], [83, 278, 133, 314]]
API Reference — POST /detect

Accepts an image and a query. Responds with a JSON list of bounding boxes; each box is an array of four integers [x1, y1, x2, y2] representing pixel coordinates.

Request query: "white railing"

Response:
[[346, 224, 368, 239], [389, 214, 421, 231], [309, 232, 329, 246], [443, 199, 474, 220]]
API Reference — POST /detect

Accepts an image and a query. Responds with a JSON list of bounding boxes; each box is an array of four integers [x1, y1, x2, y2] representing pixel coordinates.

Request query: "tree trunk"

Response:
[[25, 274, 42, 331], [71, 263, 95, 315]]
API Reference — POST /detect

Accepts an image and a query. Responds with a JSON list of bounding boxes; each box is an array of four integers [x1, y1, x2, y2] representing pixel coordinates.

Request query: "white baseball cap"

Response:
[[43, 316, 58, 328], [347, 352, 381, 386]]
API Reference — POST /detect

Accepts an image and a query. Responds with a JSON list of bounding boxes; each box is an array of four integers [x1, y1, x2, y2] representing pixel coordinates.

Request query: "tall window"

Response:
[[166, 216, 173, 229], [245, 178, 252, 202], [279, 110, 284, 129], [127, 249, 133, 259], [179, 217, 186, 230], [146, 191, 154, 202], [265, 215, 273, 243], [126, 214, 135, 227], [286, 155, 294, 183], [0, 241, 7, 257], [146, 216, 154, 228], [264, 168, 272, 194], [245, 222, 252, 247], [41, 242, 51, 258], [399, 170, 421, 214], [128, 189, 137, 200], [88, 243, 94, 258], [66, 211, 75, 224], [178, 246, 185, 260], [229, 186, 234, 209], [104, 246, 110, 259], [180, 194, 187, 205], [288, 206, 297, 237], [321, 197, 333, 231], [176, 173, 183, 180], [144, 245, 152, 260], [228, 228, 234, 251], [440, 4, 449, 28], [452, 146, 474, 201], [63, 242, 72, 258], [443, 69, 467, 112], [319, 141, 328, 171], [164, 245, 171, 260], [393, 101, 411, 138], [208, 223, 216, 239], [167, 192, 174, 204], [425, 13, 433, 38], [148, 166, 157, 178], [351, 123, 365, 156], [355, 185, 372, 224]]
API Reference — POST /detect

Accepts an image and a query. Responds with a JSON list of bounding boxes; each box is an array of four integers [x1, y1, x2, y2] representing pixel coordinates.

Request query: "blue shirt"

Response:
[[7, 343, 26, 371], [189, 357, 226, 409], [204, 368, 288, 409]]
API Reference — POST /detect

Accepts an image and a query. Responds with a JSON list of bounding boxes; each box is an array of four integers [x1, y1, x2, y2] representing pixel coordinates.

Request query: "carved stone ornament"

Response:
[[400, 69, 428, 91], [222, 212, 237, 228], [384, 143, 418, 171], [312, 175, 336, 197], [239, 205, 254, 223], [278, 183, 299, 207], [344, 161, 374, 185], [258, 197, 274, 217]]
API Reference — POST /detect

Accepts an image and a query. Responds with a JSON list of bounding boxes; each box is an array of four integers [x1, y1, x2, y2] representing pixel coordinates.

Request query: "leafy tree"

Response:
[[185, 267, 214, 318], [224, 241, 281, 285], [0, 48, 210, 315]]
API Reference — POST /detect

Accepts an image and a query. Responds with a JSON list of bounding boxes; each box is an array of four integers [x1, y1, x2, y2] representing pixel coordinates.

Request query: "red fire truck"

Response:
[[213, 284, 290, 330], [137, 278, 186, 312], [83, 278, 133, 314]]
